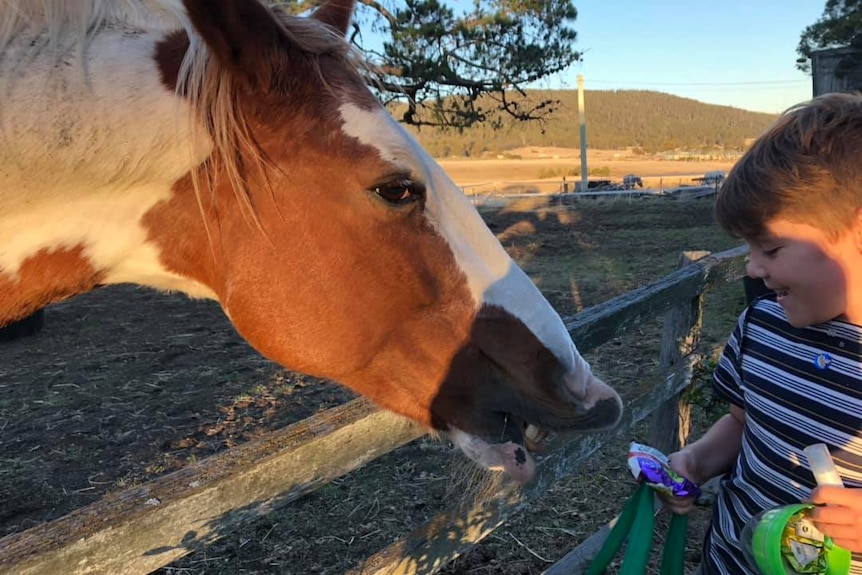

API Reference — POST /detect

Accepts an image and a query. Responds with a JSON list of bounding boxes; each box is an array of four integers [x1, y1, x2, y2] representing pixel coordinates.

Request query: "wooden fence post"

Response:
[[543, 250, 717, 575], [648, 250, 710, 455]]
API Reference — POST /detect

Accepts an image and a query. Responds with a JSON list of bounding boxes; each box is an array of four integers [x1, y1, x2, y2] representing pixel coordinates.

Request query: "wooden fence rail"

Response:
[[0, 245, 748, 575]]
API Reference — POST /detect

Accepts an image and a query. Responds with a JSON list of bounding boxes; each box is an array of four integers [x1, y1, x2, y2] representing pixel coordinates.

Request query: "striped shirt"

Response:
[[702, 295, 862, 574]]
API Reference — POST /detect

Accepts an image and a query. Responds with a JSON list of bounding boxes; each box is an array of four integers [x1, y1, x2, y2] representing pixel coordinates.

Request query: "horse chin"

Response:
[[448, 427, 537, 485]]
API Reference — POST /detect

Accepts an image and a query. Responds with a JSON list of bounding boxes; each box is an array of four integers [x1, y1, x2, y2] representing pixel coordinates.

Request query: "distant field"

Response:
[[438, 147, 739, 193]]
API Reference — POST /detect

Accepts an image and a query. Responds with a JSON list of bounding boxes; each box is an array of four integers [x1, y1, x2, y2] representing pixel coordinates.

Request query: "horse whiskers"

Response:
[[499, 413, 509, 442], [445, 455, 503, 508]]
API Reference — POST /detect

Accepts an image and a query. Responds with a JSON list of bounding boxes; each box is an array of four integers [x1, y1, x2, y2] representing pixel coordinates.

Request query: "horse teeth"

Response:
[[524, 424, 547, 444]]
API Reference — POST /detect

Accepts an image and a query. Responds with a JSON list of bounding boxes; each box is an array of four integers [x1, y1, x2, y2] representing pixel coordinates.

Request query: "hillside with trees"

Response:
[[396, 90, 778, 158]]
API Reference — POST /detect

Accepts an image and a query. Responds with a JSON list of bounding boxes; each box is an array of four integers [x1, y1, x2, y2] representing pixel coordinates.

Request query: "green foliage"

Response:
[[398, 89, 776, 157], [270, 0, 580, 128], [375, 0, 579, 128], [538, 166, 579, 178], [797, 0, 862, 71], [683, 358, 726, 419]]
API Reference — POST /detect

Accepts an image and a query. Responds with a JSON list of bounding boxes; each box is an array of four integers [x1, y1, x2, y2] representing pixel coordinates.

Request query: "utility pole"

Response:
[[577, 74, 588, 192]]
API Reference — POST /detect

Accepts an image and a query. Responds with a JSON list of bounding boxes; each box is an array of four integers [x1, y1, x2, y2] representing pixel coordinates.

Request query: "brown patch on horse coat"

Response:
[[0, 246, 104, 326], [154, 30, 187, 93], [142, 142, 475, 427]]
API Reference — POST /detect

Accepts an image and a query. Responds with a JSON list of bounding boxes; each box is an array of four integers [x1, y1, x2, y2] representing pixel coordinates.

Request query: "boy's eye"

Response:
[[763, 247, 781, 257]]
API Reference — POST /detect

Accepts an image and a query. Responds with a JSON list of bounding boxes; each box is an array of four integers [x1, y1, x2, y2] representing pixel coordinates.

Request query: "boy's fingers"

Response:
[[819, 527, 862, 553], [810, 486, 862, 509], [809, 503, 857, 526], [809, 485, 834, 503], [657, 494, 695, 515]]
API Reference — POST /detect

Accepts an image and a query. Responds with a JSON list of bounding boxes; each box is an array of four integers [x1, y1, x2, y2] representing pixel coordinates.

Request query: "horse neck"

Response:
[[0, 23, 217, 325]]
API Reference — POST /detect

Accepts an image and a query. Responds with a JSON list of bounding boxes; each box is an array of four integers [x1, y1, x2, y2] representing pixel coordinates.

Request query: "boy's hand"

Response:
[[658, 450, 699, 515], [809, 486, 862, 552]]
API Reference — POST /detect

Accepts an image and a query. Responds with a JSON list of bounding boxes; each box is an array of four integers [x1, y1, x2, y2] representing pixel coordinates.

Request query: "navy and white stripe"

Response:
[[701, 295, 862, 574]]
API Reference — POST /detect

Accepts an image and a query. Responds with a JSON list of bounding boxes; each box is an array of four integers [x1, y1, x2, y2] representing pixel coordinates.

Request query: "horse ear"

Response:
[[312, 0, 356, 36], [182, 0, 286, 90]]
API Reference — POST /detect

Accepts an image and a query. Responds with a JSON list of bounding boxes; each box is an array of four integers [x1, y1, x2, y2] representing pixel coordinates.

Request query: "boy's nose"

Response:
[[746, 254, 766, 279]]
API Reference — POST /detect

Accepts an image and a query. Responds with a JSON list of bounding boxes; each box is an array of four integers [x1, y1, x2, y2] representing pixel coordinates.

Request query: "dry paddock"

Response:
[[1, 199, 747, 574]]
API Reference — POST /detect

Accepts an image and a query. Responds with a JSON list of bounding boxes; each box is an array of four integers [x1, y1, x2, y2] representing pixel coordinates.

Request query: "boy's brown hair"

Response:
[[716, 92, 862, 240]]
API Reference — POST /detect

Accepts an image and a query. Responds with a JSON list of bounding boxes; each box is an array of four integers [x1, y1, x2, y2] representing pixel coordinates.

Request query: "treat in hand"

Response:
[[627, 442, 701, 499]]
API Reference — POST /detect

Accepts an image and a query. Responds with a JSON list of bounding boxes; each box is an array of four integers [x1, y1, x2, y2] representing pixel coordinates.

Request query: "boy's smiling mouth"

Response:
[[765, 284, 788, 299]]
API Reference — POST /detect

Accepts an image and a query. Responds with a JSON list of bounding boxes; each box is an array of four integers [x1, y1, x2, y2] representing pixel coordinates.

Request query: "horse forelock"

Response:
[[170, 11, 365, 226]]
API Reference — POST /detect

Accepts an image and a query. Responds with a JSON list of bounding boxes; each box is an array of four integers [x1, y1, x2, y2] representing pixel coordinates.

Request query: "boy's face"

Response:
[[747, 215, 862, 327]]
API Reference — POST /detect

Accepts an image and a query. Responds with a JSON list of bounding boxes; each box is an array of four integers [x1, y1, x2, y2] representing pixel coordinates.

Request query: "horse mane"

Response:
[[0, 1, 184, 55], [0, 0, 363, 224]]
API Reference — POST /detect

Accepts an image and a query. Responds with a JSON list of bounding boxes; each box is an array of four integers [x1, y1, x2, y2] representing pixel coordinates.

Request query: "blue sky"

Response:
[[534, 0, 826, 114]]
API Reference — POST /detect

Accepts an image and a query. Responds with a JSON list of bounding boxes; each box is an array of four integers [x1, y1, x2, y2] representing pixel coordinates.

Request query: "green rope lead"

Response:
[[660, 513, 688, 575], [619, 481, 655, 575], [586, 482, 689, 575], [585, 481, 647, 575]]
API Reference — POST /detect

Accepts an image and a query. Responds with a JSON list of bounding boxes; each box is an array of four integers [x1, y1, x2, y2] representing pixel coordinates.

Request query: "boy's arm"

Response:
[[676, 404, 746, 484], [661, 404, 745, 515]]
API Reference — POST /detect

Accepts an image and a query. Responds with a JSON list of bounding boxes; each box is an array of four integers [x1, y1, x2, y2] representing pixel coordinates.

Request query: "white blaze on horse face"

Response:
[[0, 28, 215, 299], [338, 104, 590, 383]]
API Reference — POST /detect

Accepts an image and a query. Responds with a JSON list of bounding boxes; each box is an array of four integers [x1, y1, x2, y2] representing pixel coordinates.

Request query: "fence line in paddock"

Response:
[[468, 186, 717, 209], [0, 245, 748, 575]]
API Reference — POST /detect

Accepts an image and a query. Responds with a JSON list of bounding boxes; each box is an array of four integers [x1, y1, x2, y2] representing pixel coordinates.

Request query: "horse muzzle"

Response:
[[432, 310, 623, 484]]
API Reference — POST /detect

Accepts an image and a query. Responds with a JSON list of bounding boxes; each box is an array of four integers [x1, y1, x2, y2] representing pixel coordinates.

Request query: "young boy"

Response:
[[664, 92, 862, 573]]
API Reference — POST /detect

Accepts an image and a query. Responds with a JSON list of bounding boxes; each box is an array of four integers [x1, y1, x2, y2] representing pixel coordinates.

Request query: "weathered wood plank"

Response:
[[565, 245, 747, 352], [0, 399, 424, 575], [349, 355, 699, 575], [543, 521, 615, 575]]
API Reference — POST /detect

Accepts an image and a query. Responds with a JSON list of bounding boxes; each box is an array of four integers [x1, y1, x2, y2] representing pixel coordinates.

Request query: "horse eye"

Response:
[[372, 178, 425, 205]]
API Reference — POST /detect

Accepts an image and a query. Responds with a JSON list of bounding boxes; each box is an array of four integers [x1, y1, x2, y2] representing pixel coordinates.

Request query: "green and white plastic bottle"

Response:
[[740, 444, 851, 575]]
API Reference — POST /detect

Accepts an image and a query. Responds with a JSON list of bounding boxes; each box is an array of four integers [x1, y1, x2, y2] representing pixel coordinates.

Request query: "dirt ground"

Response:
[[0, 194, 745, 574]]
